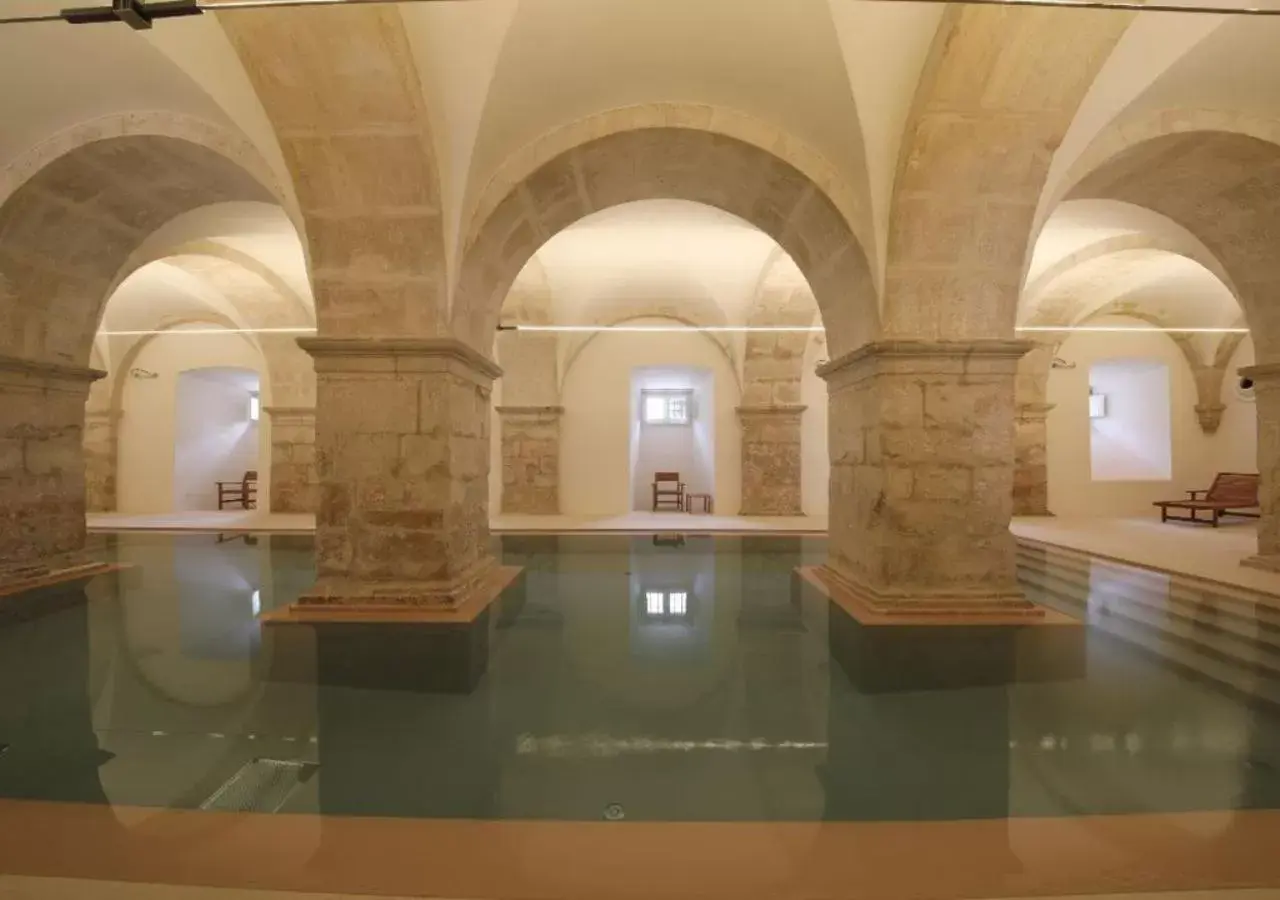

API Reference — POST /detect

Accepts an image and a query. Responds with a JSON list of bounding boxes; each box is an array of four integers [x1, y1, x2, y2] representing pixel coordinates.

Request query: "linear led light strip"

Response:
[[96, 324, 1251, 335], [6, 0, 1280, 28]]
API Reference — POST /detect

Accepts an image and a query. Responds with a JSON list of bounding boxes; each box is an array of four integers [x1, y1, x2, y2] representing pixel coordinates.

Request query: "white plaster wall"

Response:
[[118, 328, 271, 514], [560, 324, 740, 516], [1046, 318, 1245, 518], [173, 369, 261, 511], [800, 332, 830, 516], [1219, 336, 1259, 475], [1089, 360, 1173, 482]]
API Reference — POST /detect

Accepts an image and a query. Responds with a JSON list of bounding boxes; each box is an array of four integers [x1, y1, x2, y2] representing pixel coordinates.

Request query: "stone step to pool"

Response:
[[1017, 562, 1280, 671], [1015, 544, 1280, 635], [1017, 566, 1280, 710]]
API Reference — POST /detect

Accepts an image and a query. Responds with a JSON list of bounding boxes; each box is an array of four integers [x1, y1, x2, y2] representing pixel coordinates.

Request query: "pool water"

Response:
[[1, 531, 1279, 823]]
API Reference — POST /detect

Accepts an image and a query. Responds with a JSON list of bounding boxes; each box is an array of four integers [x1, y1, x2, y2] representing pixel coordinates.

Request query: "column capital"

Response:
[[264, 405, 316, 424], [736, 403, 807, 418], [818, 339, 1030, 387], [1015, 401, 1055, 422], [495, 405, 564, 419], [0, 353, 105, 394], [298, 337, 502, 386], [1194, 402, 1226, 434], [1240, 361, 1280, 385]]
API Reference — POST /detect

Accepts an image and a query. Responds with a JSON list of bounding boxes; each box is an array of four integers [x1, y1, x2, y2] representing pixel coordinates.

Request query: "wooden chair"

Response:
[[217, 470, 258, 510], [1153, 472, 1259, 527], [652, 472, 685, 511]]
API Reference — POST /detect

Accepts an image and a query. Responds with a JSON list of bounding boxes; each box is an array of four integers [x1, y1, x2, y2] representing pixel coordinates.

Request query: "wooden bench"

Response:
[[217, 470, 258, 510], [1153, 472, 1260, 527]]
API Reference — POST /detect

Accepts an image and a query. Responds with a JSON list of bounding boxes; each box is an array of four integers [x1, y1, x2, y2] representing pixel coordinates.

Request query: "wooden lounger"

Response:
[[1153, 472, 1260, 527]]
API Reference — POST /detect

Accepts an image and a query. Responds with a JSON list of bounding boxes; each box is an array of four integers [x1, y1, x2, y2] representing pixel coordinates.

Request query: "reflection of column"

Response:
[[265, 406, 316, 513], [1242, 362, 1280, 572], [298, 338, 500, 608], [738, 405, 805, 516], [495, 405, 563, 514], [1014, 402, 1054, 516], [0, 354, 111, 589], [84, 408, 122, 513], [819, 340, 1034, 615]]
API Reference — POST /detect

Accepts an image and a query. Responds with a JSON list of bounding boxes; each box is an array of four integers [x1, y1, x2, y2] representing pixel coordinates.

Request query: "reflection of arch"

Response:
[[0, 134, 275, 367], [1068, 130, 1280, 363], [456, 128, 877, 357]]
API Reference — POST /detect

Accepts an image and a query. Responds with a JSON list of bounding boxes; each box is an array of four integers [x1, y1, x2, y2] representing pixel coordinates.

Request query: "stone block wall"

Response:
[[83, 408, 121, 513], [497, 405, 562, 514], [1013, 403, 1053, 516], [266, 406, 317, 513], [738, 405, 804, 515], [0, 355, 102, 580], [300, 338, 499, 608], [819, 340, 1029, 611]]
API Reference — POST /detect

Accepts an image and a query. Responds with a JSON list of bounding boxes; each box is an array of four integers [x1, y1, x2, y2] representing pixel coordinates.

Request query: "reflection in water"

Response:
[[0, 532, 1279, 825]]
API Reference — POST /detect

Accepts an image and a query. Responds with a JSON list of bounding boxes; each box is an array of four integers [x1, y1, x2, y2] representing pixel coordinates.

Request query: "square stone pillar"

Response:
[[495, 405, 563, 514], [84, 408, 122, 513], [296, 338, 502, 610], [817, 340, 1038, 617], [738, 404, 805, 516], [1240, 362, 1280, 573], [1013, 402, 1054, 517], [0, 354, 112, 590], [265, 406, 317, 514]]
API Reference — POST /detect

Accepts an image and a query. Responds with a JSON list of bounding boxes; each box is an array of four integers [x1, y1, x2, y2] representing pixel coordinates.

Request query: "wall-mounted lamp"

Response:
[[1088, 390, 1107, 419], [1052, 357, 1076, 370], [129, 367, 158, 379]]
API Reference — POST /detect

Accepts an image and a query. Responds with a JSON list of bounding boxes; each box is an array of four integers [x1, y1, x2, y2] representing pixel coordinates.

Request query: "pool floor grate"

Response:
[[200, 758, 318, 813]]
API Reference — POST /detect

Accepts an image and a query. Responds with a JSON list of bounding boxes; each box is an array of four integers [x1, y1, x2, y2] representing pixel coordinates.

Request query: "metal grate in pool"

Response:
[[200, 758, 318, 813]]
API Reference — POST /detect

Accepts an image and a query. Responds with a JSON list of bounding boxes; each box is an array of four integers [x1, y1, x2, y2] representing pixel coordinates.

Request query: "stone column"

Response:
[[738, 404, 805, 516], [1241, 362, 1280, 573], [495, 405, 562, 514], [83, 409, 122, 513], [265, 406, 317, 514], [0, 354, 111, 589], [1013, 402, 1054, 516], [818, 340, 1037, 616], [296, 338, 501, 609]]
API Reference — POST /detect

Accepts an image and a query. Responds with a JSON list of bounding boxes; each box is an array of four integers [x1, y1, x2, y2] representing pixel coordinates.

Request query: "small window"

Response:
[[641, 390, 692, 425], [643, 590, 689, 618], [249, 392, 261, 422]]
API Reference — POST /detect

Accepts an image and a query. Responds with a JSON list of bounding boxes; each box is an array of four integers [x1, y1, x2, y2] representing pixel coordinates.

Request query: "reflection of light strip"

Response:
[[508, 325, 822, 333], [515, 733, 826, 758], [98, 327, 316, 336], [1017, 326, 1248, 334]]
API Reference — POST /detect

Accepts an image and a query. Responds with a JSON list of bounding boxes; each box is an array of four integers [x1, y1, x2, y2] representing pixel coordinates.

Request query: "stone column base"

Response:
[[297, 555, 496, 610], [1241, 554, 1280, 574], [0, 556, 115, 598], [810, 563, 1044, 620]]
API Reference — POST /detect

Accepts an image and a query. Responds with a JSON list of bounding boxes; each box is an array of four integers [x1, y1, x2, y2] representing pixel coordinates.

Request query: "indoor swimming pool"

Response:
[[1, 532, 1279, 825]]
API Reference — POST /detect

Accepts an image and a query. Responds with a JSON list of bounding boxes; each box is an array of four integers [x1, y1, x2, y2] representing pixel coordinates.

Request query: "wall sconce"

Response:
[[1089, 390, 1107, 419], [129, 367, 158, 379], [1052, 357, 1076, 370]]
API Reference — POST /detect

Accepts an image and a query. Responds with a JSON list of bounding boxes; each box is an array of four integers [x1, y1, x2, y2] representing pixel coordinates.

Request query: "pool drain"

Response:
[[603, 803, 625, 821]]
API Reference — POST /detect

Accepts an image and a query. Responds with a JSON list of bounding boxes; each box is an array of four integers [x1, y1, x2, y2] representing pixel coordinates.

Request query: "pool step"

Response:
[[1016, 551, 1280, 708], [1016, 545, 1280, 640]]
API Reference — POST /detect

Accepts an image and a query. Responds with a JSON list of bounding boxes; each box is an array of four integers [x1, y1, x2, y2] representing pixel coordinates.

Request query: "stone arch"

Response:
[[885, 6, 1131, 337], [454, 127, 876, 358], [1068, 130, 1280, 363], [0, 134, 276, 368], [222, 6, 449, 337], [462, 103, 874, 277]]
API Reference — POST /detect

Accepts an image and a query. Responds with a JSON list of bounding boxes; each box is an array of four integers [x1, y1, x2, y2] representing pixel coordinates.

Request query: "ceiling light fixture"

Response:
[[1017, 325, 1249, 333], [98, 326, 315, 336], [501, 324, 823, 333], [2, 0, 1277, 28]]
